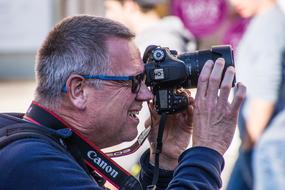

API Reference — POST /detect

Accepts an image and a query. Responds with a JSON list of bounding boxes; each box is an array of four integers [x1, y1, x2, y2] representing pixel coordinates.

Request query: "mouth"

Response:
[[127, 110, 140, 123], [128, 111, 139, 118]]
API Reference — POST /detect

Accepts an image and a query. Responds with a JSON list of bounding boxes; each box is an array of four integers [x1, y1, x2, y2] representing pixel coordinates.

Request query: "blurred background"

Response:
[[1, 0, 284, 189]]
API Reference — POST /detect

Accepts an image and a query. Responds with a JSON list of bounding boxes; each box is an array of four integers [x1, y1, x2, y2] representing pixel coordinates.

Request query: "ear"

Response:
[[65, 74, 88, 110]]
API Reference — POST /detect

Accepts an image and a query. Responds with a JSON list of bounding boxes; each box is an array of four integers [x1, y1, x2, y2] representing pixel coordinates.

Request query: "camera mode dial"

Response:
[[153, 49, 165, 62]]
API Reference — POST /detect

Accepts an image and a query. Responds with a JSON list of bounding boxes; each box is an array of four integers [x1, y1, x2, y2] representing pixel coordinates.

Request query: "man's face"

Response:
[[230, 0, 260, 18], [86, 38, 153, 148]]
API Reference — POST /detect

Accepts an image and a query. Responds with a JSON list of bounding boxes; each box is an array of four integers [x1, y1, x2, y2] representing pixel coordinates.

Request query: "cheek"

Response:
[[117, 91, 137, 106], [101, 88, 137, 116], [105, 94, 135, 119]]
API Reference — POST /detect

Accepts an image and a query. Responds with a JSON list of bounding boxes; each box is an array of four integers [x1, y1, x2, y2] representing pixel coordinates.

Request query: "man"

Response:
[[227, 0, 285, 189], [0, 16, 246, 190]]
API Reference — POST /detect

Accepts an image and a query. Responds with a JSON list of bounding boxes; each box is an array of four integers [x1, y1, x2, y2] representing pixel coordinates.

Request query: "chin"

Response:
[[122, 129, 138, 142]]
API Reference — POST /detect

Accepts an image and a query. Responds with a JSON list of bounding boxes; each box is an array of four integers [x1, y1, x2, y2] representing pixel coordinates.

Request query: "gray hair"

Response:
[[35, 15, 135, 109]]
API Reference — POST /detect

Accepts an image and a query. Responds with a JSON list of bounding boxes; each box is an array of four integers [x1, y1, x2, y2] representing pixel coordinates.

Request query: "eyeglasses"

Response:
[[82, 73, 145, 93], [63, 73, 145, 94]]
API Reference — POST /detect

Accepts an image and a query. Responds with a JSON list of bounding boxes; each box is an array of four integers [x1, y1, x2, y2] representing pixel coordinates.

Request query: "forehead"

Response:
[[106, 37, 143, 75]]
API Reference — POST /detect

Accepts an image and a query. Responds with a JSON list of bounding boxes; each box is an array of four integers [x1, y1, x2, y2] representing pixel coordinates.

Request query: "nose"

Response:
[[135, 83, 153, 101]]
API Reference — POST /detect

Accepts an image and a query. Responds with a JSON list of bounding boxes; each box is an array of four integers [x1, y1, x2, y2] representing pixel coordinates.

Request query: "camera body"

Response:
[[143, 45, 235, 114]]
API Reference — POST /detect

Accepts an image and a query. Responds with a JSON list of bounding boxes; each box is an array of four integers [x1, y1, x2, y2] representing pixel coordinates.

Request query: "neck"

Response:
[[58, 109, 119, 149], [57, 108, 93, 139]]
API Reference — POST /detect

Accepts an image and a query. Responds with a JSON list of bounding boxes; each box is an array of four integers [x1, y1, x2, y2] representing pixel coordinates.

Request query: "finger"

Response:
[[195, 60, 214, 99], [145, 117, 151, 128], [188, 95, 195, 106], [178, 95, 194, 124], [218, 66, 235, 105], [177, 88, 191, 97], [231, 82, 246, 115], [207, 58, 225, 102], [186, 103, 194, 124], [177, 88, 192, 107], [179, 102, 194, 123], [181, 90, 194, 113], [147, 102, 157, 117], [147, 101, 160, 125]]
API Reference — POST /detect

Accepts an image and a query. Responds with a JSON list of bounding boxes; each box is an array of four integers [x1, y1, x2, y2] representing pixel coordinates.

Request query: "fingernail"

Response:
[[206, 60, 214, 64], [217, 58, 225, 62], [216, 58, 225, 65]]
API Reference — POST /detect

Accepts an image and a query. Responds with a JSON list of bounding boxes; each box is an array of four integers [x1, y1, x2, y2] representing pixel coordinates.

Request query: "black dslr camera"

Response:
[[143, 45, 235, 114]]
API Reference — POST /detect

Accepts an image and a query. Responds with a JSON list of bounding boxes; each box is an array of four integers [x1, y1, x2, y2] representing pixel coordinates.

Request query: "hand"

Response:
[[145, 90, 194, 170], [192, 58, 246, 155]]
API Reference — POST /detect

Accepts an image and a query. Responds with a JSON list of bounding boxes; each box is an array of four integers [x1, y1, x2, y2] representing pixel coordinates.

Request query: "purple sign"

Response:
[[172, 0, 228, 37]]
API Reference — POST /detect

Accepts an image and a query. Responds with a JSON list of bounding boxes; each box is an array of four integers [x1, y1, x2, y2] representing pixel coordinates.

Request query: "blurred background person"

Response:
[[171, 0, 250, 52], [226, 0, 285, 190], [104, 0, 196, 54], [254, 2, 285, 189]]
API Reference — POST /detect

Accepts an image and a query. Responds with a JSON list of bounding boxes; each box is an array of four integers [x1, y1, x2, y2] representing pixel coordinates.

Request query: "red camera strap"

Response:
[[105, 127, 150, 158]]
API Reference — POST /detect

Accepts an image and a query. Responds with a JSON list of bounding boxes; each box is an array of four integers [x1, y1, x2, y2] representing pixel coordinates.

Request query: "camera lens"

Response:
[[177, 45, 235, 88]]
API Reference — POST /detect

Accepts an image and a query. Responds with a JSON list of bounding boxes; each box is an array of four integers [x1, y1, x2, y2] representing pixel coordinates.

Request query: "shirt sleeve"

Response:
[[0, 138, 103, 190], [139, 147, 224, 190]]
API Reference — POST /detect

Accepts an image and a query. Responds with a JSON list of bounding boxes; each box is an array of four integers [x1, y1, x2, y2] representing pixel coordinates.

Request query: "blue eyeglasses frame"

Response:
[[62, 73, 145, 93]]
